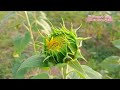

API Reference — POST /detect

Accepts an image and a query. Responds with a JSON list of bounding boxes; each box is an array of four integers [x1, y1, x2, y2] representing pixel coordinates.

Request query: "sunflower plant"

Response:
[[13, 11, 102, 79]]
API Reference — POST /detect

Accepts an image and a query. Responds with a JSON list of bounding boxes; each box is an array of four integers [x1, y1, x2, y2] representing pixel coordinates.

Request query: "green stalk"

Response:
[[24, 11, 37, 53], [61, 65, 67, 79], [61, 67, 64, 79], [63, 65, 67, 79]]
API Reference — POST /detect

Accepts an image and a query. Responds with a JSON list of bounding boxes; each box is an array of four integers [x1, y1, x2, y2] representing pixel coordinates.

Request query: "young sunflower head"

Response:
[[45, 35, 66, 52], [43, 24, 88, 65]]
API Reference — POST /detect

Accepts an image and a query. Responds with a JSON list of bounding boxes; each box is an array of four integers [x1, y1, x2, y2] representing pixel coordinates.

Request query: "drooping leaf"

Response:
[[100, 56, 120, 72], [81, 65, 102, 79], [66, 64, 86, 79], [68, 60, 88, 79], [67, 60, 102, 79]]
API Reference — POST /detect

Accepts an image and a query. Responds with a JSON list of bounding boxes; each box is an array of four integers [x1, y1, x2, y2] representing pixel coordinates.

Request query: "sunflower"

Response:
[[43, 24, 88, 64]]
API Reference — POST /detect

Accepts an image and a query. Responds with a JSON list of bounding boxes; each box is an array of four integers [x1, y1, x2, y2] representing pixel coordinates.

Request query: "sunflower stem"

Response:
[[24, 11, 37, 54], [61, 64, 67, 79]]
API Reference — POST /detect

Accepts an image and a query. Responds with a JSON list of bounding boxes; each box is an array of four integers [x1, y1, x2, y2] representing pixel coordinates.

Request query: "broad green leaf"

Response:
[[81, 65, 102, 79], [66, 65, 82, 79], [112, 39, 120, 49], [13, 31, 31, 55], [15, 69, 27, 79], [12, 59, 27, 79], [31, 73, 49, 79], [67, 61, 102, 79], [68, 60, 89, 79], [17, 55, 48, 73], [100, 56, 120, 72]]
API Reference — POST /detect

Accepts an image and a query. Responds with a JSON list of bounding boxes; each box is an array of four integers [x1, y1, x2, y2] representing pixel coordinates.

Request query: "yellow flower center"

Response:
[[46, 36, 65, 52]]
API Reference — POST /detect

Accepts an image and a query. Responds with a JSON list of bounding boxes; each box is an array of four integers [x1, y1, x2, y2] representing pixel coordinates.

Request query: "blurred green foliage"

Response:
[[0, 11, 120, 79]]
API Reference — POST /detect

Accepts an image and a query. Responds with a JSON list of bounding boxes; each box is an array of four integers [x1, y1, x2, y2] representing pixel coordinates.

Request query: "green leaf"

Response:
[[31, 73, 49, 79], [13, 31, 31, 55], [67, 60, 102, 79], [15, 69, 27, 79], [12, 59, 27, 79], [17, 55, 48, 76], [18, 55, 48, 71], [68, 60, 88, 78], [112, 39, 120, 49], [81, 65, 102, 79], [100, 56, 120, 72]]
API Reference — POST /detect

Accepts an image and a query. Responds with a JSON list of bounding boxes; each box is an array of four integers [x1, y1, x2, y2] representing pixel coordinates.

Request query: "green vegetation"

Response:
[[0, 11, 120, 79]]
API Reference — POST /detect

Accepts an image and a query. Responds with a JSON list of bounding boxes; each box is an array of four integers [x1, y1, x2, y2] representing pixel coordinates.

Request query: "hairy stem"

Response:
[[61, 65, 67, 79], [24, 11, 37, 53]]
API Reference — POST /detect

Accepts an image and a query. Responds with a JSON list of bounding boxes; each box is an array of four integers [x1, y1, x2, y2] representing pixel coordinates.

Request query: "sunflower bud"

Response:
[[43, 24, 87, 64]]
